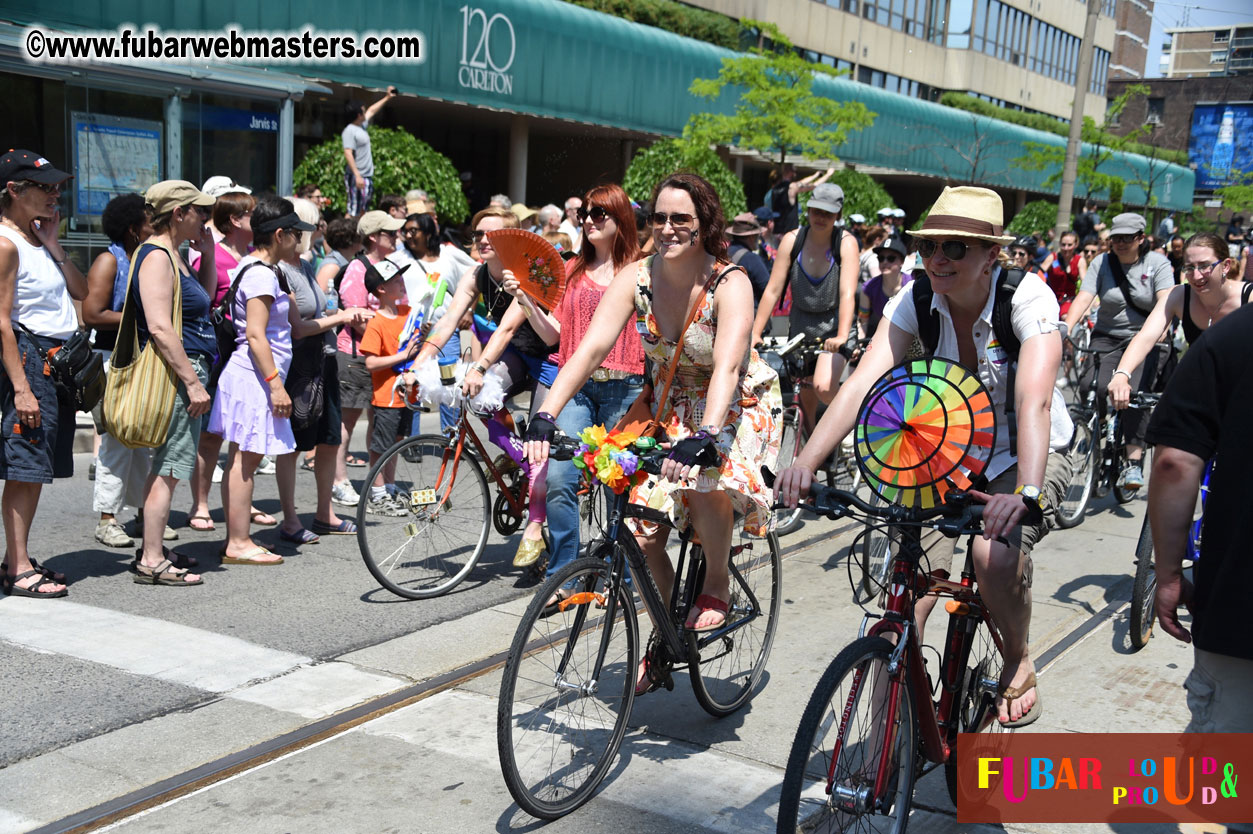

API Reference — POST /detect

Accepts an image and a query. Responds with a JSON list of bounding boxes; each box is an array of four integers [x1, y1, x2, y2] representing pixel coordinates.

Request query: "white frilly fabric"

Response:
[[408, 359, 507, 413]]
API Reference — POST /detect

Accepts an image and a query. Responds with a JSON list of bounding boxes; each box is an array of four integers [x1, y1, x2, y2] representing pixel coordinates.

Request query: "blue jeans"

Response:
[[546, 375, 645, 581]]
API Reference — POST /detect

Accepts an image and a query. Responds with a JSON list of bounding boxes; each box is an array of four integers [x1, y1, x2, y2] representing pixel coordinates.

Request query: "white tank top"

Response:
[[0, 224, 78, 339]]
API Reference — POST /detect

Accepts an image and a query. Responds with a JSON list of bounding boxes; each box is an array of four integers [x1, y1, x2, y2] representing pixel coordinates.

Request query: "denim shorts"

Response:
[[0, 330, 76, 483]]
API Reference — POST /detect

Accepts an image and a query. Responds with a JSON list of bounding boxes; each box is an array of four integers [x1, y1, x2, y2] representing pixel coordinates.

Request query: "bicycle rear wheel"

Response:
[[497, 556, 638, 820], [688, 528, 782, 717], [944, 608, 1009, 805], [357, 434, 490, 599], [857, 493, 894, 603], [777, 636, 918, 834], [773, 408, 805, 536], [1056, 415, 1097, 529], [1129, 513, 1156, 651]]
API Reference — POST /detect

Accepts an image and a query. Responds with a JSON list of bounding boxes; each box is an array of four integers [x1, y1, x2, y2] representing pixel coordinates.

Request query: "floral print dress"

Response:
[[630, 256, 782, 537]]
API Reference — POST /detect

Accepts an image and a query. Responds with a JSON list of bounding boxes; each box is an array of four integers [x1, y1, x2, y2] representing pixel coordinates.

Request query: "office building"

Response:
[[1159, 23, 1253, 78]]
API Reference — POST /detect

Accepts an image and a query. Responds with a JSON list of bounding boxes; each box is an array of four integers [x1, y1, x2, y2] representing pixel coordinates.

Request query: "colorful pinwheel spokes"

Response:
[[854, 358, 996, 509]]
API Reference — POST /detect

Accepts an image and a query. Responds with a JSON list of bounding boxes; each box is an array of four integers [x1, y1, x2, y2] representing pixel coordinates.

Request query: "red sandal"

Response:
[[686, 594, 729, 633]]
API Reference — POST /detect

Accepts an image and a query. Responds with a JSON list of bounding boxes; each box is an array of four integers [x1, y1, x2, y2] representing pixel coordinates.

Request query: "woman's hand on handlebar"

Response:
[[523, 411, 558, 467], [1108, 372, 1132, 411], [967, 489, 1027, 542], [774, 464, 816, 509]]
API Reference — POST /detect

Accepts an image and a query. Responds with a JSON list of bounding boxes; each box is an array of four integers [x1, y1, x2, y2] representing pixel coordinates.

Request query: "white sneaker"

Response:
[[332, 480, 360, 507], [95, 519, 134, 548], [256, 456, 276, 475], [1117, 464, 1144, 491], [212, 464, 224, 484]]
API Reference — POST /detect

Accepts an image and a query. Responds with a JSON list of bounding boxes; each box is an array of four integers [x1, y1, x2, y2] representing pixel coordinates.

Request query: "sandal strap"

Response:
[[1000, 671, 1038, 702]]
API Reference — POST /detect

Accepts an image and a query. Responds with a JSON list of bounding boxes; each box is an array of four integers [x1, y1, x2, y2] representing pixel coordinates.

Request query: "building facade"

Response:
[[1160, 24, 1253, 78], [1108, 0, 1153, 80]]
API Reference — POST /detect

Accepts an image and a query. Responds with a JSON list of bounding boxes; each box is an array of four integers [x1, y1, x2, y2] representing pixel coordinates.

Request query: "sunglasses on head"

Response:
[[650, 211, 696, 229], [916, 239, 973, 261], [576, 206, 610, 224]]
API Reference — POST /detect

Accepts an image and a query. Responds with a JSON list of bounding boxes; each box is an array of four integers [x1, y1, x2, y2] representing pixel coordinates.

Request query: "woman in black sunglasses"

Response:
[[1063, 212, 1174, 494], [777, 186, 1074, 729]]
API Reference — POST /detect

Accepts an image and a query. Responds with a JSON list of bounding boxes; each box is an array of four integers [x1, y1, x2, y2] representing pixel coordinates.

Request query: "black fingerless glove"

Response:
[[525, 411, 558, 444], [668, 430, 720, 468]]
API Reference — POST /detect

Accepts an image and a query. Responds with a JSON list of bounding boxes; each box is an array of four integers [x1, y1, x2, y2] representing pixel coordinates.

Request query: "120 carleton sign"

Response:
[[459, 5, 515, 96]]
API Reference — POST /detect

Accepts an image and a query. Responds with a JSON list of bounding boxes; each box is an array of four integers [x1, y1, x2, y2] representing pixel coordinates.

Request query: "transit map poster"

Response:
[[72, 112, 163, 216]]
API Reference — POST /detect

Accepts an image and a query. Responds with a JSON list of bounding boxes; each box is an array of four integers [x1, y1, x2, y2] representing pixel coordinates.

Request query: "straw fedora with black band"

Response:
[[911, 186, 1015, 246]]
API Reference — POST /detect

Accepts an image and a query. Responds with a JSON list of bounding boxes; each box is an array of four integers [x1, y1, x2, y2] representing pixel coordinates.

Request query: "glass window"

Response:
[[891, 0, 905, 30], [1210, 50, 1227, 64], [947, 0, 973, 48], [1213, 30, 1229, 44]]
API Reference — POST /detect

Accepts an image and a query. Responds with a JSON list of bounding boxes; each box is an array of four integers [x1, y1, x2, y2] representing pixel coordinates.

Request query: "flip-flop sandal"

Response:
[[133, 558, 203, 587], [999, 672, 1042, 728], [3, 569, 68, 598], [686, 593, 730, 633], [220, 546, 284, 566], [300, 458, 316, 472], [187, 514, 215, 532], [540, 588, 572, 619], [311, 518, 357, 536], [346, 455, 368, 468], [250, 510, 278, 527], [279, 527, 320, 545]]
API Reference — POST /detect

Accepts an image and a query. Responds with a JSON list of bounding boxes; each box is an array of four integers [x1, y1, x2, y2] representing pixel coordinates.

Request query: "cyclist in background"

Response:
[[777, 186, 1072, 728]]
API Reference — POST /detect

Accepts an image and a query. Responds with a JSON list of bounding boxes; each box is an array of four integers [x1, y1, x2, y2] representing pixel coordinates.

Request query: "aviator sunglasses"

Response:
[[650, 211, 696, 229], [916, 239, 973, 261]]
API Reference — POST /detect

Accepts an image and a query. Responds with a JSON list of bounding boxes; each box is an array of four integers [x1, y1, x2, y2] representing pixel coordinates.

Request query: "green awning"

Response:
[[0, 0, 1193, 208]]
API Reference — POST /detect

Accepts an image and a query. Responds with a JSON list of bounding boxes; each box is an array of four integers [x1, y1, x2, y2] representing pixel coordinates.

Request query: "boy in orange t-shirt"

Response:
[[358, 260, 417, 515]]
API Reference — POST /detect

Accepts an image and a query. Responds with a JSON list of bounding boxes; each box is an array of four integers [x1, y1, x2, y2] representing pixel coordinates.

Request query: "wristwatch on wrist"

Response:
[[1112, 369, 1132, 381], [1014, 484, 1047, 513]]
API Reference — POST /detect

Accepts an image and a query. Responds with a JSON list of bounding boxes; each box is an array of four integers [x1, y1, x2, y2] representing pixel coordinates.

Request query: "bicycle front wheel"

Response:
[[1129, 513, 1156, 650], [357, 434, 490, 599], [688, 528, 782, 717], [944, 609, 1009, 805], [773, 408, 805, 536], [1056, 416, 1097, 529], [497, 556, 638, 820], [777, 636, 918, 834]]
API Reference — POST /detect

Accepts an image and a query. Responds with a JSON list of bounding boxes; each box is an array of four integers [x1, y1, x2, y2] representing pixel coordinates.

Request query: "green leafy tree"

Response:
[[1215, 169, 1253, 218], [1015, 85, 1149, 204], [685, 20, 875, 168], [1007, 200, 1060, 237], [623, 138, 747, 217], [1177, 205, 1214, 238], [293, 127, 469, 222]]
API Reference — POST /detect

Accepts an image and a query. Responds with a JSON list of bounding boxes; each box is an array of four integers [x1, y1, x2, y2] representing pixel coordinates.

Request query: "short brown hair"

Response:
[[651, 172, 725, 258], [213, 192, 256, 234], [470, 206, 518, 231]]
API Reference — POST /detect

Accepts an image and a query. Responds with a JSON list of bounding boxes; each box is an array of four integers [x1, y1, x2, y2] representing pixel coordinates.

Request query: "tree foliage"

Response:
[[1007, 200, 1059, 236], [559, 0, 740, 49], [1014, 85, 1149, 205], [1215, 169, 1253, 217], [293, 127, 469, 222], [685, 20, 875, 167], [623, 139, 747, 218]]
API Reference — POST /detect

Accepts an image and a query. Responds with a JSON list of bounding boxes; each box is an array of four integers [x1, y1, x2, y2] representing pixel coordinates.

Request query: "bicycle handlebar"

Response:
[[546, 434, 670, 476], [761, 467, 986, 539]]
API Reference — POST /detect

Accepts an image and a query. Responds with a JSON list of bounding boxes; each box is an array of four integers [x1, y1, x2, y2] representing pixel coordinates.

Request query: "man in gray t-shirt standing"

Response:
[[343, 86, 396, 217]]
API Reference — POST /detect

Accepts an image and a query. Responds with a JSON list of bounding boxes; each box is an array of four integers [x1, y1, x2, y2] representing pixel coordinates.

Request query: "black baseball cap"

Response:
[[0, 149, 71, 186], [874, 235, 909, 259]]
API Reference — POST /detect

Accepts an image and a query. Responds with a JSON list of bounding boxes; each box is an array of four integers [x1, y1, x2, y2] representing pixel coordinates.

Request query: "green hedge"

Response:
[[560, 0, 740, 50], [623, 139, 747, 218], [1007, 199, 1058, 236], [939, 92, 1188, 166], [293, 127, 469, 222]]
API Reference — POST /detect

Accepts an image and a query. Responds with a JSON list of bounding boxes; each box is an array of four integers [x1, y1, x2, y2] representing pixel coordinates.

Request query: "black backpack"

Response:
[[911, 266, 1028, 454]]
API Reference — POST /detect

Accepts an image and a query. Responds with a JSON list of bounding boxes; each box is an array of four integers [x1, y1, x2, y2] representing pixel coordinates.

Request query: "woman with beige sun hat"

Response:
[[776, 185, 1073, 729]]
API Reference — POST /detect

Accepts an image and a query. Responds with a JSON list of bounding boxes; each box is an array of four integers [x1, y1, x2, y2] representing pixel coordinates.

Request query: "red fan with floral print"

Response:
[[484, 229, 567, 310]]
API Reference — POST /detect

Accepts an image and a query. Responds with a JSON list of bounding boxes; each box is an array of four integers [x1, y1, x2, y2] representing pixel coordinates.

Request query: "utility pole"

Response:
[[1054, 0, 1102, 243]]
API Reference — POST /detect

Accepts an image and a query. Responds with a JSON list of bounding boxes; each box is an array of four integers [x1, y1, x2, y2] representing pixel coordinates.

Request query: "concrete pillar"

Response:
[[622, 140, 634, 179], [164, 93, 182, 181], [1015, 190, 1027, 212], [278, 97, 295, 197], [508, 115, 528, 205], [735, 156, 744, 178]]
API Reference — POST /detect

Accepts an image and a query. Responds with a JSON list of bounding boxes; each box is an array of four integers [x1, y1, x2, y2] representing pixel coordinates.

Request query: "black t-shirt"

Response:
[[1073, 211, 1097, 241], [1145, 303, 1253, 660], [771, 181, 799, 236], [473, 263, 554, 359], [727, 241, 771, 305]]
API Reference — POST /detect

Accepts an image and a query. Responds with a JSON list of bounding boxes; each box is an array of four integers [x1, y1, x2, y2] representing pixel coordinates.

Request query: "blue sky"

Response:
[[1145, 2, 1253, 77]]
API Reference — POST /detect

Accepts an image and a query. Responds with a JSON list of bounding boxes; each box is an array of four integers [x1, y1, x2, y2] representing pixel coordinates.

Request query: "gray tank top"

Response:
[[787, 225, 846, 340]]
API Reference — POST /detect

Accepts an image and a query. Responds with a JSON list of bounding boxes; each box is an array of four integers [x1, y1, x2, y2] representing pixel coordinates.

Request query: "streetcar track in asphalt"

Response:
[[36, 520, 1129, 833]]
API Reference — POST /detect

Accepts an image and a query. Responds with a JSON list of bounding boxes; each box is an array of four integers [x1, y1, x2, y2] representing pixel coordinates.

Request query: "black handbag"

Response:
[[285, 339, 325, 431], [17, 323, 104, 411]]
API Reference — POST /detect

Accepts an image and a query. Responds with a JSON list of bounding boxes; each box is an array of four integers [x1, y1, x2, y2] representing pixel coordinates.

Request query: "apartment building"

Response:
[[1160, 24, 1253, 78]]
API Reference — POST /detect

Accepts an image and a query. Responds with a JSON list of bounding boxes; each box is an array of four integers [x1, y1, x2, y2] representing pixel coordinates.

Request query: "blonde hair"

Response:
[[290, 197, 321, 255]]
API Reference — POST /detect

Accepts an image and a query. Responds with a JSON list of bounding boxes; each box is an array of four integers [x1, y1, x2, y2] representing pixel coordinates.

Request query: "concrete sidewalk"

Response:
[[0, 489, 1208, 833]]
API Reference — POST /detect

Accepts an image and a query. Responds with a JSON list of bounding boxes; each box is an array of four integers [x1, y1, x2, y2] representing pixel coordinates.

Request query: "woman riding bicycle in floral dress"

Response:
[[776, 186, 1072, 728], [524, 172, 781, 694]]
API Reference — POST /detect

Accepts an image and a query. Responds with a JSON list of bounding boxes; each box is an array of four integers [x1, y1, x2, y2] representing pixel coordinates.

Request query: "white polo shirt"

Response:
[[883, 267, 1072, 480]]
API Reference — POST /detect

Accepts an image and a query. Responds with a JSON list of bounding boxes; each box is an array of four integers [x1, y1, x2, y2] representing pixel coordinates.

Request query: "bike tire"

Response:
[[497, 556, 638, 820], [777, 636, 918, 834], [1129, 512, 1156, 651], [944, 609, 1010, 805], [1055, 416, 1097, 529], [773, 408, 805, 536], [688, 529, 782, 717], [357, 434, 491, 600], [857, 493, 894, 603]]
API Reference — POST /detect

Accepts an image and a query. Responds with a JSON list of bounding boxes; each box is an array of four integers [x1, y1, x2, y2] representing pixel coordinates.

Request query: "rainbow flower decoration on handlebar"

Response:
[[573, 425, 646, 494]]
